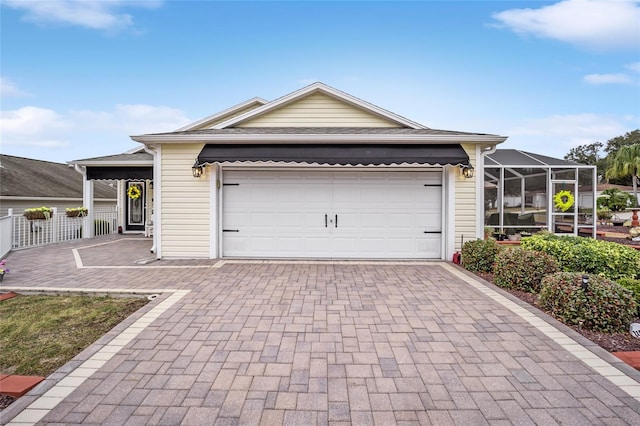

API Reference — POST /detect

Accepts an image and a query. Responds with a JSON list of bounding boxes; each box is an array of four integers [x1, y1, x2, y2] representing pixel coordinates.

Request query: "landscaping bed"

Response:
[[597, 224, 640, 248], [477, 271, 640, 353], [464, 234, 640, 357], [0, 294, 148, 410]]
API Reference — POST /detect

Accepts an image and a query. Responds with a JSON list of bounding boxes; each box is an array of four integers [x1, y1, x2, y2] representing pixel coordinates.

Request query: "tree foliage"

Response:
[[564, 141, 603, 165], [606, 144, 640, 207], [597, 188, 637, 212], [564, 129, 639, 185]]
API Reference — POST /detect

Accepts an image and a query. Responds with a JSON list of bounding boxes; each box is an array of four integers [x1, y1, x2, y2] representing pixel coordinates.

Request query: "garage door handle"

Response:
[[335, 214, 338, 228], [325, 214, 328, 227]]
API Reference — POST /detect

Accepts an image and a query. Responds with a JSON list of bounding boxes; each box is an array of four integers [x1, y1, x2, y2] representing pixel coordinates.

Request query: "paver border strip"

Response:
[[441, 262, 640, 403], [1, 287, 190, 426]]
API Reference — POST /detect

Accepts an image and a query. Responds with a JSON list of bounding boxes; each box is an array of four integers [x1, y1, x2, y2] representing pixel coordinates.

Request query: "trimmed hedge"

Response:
[[617, 277, 640, 314], [461, 239, 501, 273], [539, 272, 637, 333], [521, 233, 640, 280], [494, 247, 559, 293]]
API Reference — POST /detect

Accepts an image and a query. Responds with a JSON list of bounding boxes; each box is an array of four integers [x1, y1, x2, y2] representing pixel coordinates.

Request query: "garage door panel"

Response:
[[223, 170, 442, 258]]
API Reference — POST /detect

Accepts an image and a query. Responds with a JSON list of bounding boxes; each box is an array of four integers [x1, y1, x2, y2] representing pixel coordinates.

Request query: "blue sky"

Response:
[[1, 0, 639, 163]]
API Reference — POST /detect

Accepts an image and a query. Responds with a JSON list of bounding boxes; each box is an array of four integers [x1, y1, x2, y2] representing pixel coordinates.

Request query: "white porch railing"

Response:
[[3, 208, 118, 251]]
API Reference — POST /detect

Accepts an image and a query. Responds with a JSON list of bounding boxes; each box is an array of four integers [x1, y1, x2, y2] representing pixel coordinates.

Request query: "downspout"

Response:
[[72, 164, 94, 239], [142, 144, 160, 257]]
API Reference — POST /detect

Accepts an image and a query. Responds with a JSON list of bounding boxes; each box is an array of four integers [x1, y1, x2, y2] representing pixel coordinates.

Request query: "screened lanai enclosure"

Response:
[[484, 150, 597, 238]]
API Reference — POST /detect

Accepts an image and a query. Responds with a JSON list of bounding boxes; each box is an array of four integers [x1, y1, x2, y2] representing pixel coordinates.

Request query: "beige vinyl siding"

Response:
[[161, 144, 210, 258], [454, 143, 477, 251], [238, 92, 402, 128]]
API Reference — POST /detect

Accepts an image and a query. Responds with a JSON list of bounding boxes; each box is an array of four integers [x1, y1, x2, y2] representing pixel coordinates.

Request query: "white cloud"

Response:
[[0, 77, 29, 98], [501, 113, 637, 158], [626, 62, 640, 73], [3, 0, 162, 31], [1, 104, 190, 151], [492, 0, 640, 51], [583, 61, 640, 85], [584, 73, 635, 85]]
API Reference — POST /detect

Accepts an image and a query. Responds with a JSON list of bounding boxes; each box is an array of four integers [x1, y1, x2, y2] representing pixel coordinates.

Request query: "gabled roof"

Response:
[[0, 154, 116, 199], [176, 97, 268, 131], [71, 151, 153, 166], [212, 82, 426, 129], [131, 82, 508, 145]]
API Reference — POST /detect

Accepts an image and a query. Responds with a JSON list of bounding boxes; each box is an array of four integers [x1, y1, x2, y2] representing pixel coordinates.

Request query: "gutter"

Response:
[[131, 134, 509, 144]]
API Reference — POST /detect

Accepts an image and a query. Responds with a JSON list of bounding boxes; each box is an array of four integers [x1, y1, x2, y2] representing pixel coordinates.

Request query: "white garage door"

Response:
[[222, 170, 442, 259]]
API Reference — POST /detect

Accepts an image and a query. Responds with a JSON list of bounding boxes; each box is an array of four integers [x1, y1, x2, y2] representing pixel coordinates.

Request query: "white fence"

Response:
[[3, 209, 118, 251]]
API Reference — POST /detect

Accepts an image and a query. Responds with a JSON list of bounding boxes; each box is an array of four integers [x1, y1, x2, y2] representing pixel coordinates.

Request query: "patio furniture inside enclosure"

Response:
[[484, 150, 597, 238]]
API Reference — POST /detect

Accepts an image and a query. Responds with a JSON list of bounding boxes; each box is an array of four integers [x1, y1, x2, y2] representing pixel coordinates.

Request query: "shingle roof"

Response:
[[0, 154, 116, 199], [72, 152, 153, 163], [144, 127, 498, 137]]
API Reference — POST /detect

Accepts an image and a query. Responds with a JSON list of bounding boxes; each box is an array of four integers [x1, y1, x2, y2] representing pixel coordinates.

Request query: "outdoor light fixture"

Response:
[[461, 165, 475, 179], [581, 275, 589, 291], [192, 163, 204, 178]]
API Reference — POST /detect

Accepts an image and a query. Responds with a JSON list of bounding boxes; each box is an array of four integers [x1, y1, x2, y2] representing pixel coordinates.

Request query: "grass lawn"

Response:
[[0, 294, 148, 376]]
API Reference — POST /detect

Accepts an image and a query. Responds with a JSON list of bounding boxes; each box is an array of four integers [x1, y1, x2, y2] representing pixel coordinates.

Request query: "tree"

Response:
[[604, 130, 640, 156], [564, 141, 603, 165], [563, 129, 639, 184], [605, 144, 640, 208]]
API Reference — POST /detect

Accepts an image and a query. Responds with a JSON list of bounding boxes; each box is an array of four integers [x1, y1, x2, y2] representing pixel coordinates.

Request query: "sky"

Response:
[[1, 0, 639, 164]]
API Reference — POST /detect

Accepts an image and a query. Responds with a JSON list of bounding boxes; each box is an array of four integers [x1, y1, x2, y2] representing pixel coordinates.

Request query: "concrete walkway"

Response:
[[1, 236, 640, 425]]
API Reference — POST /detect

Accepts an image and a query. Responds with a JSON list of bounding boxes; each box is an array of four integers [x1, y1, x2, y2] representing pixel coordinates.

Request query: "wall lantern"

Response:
[[461, 165, 475, 179], [192, 163, 204, 178]]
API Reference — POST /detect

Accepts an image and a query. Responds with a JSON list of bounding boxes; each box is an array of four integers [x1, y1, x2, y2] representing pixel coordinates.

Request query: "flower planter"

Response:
[[66, 210, 87, 218], [23, 211, 50, 220]]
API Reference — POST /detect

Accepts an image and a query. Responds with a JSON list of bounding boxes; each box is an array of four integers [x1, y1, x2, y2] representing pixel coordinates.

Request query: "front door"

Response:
[[126, 182, 145, 231]]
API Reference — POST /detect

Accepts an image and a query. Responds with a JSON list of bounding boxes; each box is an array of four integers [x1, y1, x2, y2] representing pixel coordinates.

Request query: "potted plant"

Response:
[[66, 207, 88, 218], [597, 209, 613, 225], [23, 206, 53, 220], [0, 259, 8, 282], [484, 226, 494, 240]]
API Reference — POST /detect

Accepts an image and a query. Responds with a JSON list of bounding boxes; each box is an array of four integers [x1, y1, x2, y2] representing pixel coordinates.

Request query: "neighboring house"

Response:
[[73, 82, 508, 259], [0, 154, 117, 217]]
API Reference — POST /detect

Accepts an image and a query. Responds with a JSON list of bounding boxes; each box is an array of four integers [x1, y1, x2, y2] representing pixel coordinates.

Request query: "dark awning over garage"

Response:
[[86, 166, 153, 180], [196, 144, 470, 167]]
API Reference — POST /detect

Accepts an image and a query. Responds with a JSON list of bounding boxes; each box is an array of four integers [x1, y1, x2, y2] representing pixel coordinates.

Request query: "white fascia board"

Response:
[[212, 82, 428, 130], [131, 133, 508, 144], [70, 160, 154, 167], [124, 146, 147, 154], [176, 97, 268, 131]]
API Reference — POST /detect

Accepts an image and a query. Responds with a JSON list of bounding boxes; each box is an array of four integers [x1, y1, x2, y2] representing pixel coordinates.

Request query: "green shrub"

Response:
[[521, 232, 640, 280], [494, 248, 559, 293], [461, 239, 501, 273], [539, 272, 637, 333], [617, 277, 640, 314]]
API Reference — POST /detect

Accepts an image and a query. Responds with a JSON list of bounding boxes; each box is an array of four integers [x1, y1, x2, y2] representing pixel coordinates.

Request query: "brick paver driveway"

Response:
[[2, 236, 640, 425]]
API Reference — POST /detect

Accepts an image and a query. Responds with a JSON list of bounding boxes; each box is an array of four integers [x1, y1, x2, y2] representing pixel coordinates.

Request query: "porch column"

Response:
[[83, 177, 95, 239]]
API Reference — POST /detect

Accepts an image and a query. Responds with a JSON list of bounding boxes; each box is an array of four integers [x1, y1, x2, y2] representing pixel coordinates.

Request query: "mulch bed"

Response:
[[476, 272, 640, 353], [0, 395, 15, 410], [597, 224, 640, 247]]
